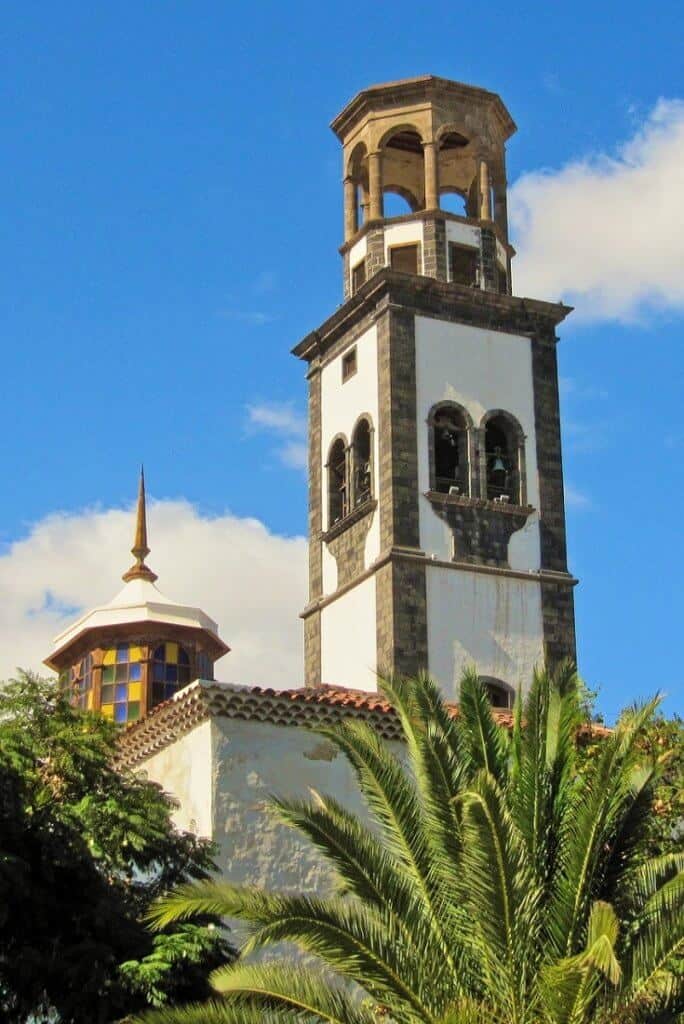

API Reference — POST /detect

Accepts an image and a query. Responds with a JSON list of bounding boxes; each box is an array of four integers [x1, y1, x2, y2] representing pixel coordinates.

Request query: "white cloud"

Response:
[[564, 485, 591, 509], [510, 99, 684, 322], [246, 402, 307, 470], [0, 501, 307, 690], [220, 311, 275, 326]]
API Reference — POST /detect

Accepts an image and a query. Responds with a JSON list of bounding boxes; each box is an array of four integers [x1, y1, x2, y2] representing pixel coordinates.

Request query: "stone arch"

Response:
[[479, 409, 527, 505], [427, 400, 474, 496], [346, 142, 369, 232], [479, 675, 514, 709], [326, 434, 349, 526], [350, 413, 374, 507], [382, 184, 420, 215]]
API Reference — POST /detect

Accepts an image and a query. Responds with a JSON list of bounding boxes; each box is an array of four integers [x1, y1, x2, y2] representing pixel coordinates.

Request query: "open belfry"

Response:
[[295, 75, 576, 704]]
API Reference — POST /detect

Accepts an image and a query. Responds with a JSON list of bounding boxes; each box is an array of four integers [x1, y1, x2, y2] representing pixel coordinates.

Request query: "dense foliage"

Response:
[[0, 672, 233, 1023], [140, 666, 683, 1024]]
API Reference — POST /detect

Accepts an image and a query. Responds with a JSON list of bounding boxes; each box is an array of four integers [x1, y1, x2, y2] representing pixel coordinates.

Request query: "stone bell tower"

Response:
[[293, 75, 577, 704]]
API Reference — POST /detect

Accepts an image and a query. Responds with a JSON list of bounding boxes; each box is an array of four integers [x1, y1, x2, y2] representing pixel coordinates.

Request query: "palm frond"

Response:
[[549, 696, 662, 957], [210, 961, 393, 1024], [457, 771, 540, 1019], [135, 1000, 292, 1024], [455, 668, 509, 782]]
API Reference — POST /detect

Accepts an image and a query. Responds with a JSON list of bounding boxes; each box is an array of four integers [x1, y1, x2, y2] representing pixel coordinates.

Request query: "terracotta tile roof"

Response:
[[115, 680, 606, 771], [115, 680, 513, 769]]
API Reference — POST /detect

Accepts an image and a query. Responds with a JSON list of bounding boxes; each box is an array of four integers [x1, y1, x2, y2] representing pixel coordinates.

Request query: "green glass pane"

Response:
[[128, 702, 140, 721], [102, 665, 115, 684]]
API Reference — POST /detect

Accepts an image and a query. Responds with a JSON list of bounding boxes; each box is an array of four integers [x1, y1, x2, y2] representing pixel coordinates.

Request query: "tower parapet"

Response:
[[334, 75, 516, 299]]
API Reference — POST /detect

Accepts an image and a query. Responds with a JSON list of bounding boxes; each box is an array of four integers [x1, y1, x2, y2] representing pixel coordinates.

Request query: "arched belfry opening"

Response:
[[334, 76, 515, 296]]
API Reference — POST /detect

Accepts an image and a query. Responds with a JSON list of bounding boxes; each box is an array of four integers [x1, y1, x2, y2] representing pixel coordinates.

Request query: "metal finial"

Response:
[[122, 467, 158, 583]]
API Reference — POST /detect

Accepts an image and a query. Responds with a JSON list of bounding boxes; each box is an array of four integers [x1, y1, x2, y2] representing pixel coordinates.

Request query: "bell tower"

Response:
[[294, 75, 576, 703]]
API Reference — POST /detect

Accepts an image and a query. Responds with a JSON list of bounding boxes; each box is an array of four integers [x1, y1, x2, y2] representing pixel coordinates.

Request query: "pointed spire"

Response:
[[122, 467, 158, 583]]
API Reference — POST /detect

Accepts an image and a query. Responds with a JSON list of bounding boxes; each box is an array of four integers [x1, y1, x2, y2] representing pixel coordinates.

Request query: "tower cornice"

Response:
[[292, 269, 572, 364], [331, 75, 516, 144]]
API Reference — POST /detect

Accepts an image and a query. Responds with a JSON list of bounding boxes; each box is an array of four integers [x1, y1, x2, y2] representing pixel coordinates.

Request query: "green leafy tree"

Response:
[[0, 671, 233, 1023], [140, 666, 683, 1024]]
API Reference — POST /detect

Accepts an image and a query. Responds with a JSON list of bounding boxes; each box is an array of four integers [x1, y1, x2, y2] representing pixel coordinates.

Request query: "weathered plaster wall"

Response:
[[210, 717, 375, 894], [425, 564, 544, 697], [414, 315, 541, 569], [320, 575, 377, 691], [138, 718, 213, 837]]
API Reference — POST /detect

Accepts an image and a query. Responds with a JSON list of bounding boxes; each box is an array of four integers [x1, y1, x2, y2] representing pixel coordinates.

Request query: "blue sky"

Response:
[[1, 1, 682, 720]]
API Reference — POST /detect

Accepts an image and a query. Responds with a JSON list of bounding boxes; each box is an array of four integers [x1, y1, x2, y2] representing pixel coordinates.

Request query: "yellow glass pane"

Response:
[[101, 703, 114, 719], [129, 645, 143, 663], [103, 649, 116, 666], [166, 642, 178, 664], [128, 681, 142, 702], [86, 692, 94, 710]]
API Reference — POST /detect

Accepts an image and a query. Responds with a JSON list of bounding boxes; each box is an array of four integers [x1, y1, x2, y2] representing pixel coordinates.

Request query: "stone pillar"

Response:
[[479, 159, 492, 221], [423, 141, 439, 210], [368, 151, 383, 221], [343, 177, 356, 240]]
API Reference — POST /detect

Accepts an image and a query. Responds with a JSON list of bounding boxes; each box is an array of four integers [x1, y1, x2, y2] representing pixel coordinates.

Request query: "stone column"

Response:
[[479, 159, 492, 220], [423, 140, 439, 210], [343, 176, 356, 240], [368, 151, 383, 221]]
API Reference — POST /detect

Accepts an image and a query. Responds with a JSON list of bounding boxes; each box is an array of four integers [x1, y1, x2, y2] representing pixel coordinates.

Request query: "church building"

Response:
[[48, 75, 577, 888]]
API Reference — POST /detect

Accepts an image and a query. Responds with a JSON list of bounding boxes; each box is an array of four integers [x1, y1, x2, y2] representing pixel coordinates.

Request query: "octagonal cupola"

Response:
[[335, 75, 516, 299], [44, 470, 230, 725]]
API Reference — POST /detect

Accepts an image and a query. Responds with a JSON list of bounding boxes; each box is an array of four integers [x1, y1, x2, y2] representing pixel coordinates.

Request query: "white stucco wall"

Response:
[[138, 718, 214, 837], [445, 220, 481, 250], [320, 324, 379, 537], [384, 220, 425, 271], [426, 565, 544, 698], [211, 717, 372, 895], [348, 234, 368, 289], [414, 315, 541, 569], [320, 575, 377, 691]]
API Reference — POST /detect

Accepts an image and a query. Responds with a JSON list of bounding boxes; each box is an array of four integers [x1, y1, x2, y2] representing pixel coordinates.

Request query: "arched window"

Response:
[[327, 437, 348, 526], [483, 412, 524, 504], [352, 417, 373, 507], [152, 642, 191, 707], [101, 643, 143, 724], [481, 677, 513, 709], [430, 404, 470, 495]]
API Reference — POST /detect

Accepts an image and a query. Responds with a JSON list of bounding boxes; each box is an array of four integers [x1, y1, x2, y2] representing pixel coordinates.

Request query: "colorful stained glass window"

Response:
[[66, 654, 93, 711], [151, 642, 191, 707], [100, 643, 142, 724]]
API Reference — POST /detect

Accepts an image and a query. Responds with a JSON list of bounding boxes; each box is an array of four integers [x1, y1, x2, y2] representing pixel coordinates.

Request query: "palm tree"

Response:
[[139, 667, 683, 1024]]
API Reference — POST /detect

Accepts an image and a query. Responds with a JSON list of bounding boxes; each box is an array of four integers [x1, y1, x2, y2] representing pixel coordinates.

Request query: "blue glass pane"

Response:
[[129, 663, 142, 681], [152, 683, 164, 704], [178, 666, 190, 685], [115, 683, 128, 702], [153, 645, 165, 660], [116, 644, 129, 664], [165, 664, 178, 683], [153, 662, 164, 683], [114, 703, 127, 723], [178, 647, 190, 666], [164, 683, 177, 699]]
